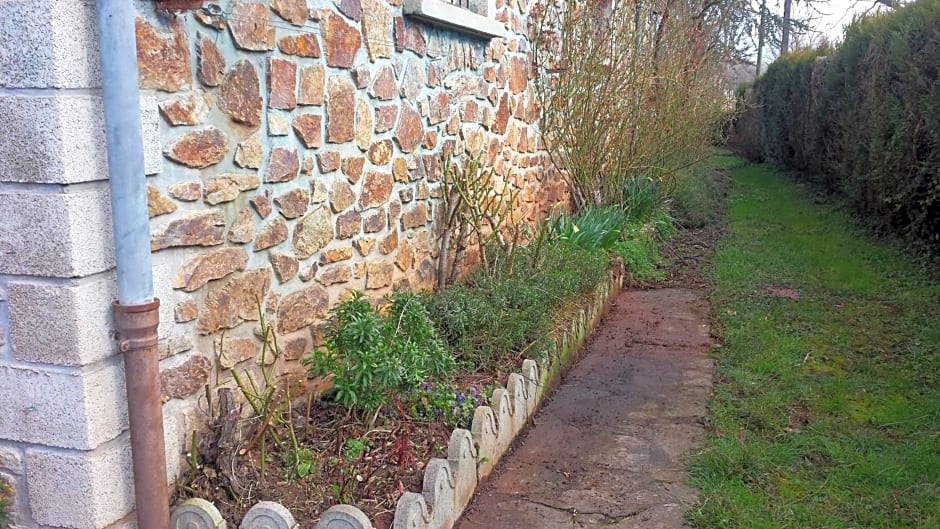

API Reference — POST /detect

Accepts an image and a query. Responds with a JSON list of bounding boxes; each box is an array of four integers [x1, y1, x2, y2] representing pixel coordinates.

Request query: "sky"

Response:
[[795, 0, 891, 42]]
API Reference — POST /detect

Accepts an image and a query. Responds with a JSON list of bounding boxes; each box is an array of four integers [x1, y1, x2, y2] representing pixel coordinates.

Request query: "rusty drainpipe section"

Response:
[[95, 1, 170, 528]]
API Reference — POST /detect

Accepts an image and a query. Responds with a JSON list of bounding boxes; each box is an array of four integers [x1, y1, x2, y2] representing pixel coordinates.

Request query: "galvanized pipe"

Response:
[[95, 0, 169, 528]]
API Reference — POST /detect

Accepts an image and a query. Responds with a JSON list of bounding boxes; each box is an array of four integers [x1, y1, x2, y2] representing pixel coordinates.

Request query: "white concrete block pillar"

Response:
[[0, 1, 147, 527]]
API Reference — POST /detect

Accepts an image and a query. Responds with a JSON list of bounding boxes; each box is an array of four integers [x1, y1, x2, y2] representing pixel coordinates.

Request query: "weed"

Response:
[[343, 438, 371, 462], [611, 230, 664, 283]]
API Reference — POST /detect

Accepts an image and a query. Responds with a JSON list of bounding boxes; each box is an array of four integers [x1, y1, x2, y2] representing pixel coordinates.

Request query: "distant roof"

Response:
[[721, 61, 756, 88]]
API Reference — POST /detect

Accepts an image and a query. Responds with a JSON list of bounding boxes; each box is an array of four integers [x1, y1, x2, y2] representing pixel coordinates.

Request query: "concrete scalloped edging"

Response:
[[171, 266, 623, 529]]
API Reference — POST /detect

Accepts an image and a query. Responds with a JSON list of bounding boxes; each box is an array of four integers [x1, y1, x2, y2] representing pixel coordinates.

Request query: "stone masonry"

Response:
[[0, 0, 567, 527]]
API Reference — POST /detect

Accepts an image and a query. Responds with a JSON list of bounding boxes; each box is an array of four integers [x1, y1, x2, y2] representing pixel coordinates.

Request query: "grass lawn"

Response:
[[687, 155, 940, 528]]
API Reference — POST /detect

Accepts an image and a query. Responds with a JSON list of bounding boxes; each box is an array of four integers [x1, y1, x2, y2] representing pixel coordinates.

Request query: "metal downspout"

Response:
[[95, 1, 170, 528]]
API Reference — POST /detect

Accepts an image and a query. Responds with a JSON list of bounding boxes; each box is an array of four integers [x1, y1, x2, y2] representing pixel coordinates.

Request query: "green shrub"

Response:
[[304, 291, 455, 411], [421, 240, 608, 367], [733, 1, 940, 252]]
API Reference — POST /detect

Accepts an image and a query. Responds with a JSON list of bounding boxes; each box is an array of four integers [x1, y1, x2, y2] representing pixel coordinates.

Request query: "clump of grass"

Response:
[[671, 165, 729, 229], [420, 240, 608, 369], [688, 156, 940, 528]]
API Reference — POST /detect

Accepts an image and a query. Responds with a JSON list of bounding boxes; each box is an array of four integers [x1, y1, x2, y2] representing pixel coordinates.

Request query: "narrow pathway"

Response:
[[456, 289, 713, 529]]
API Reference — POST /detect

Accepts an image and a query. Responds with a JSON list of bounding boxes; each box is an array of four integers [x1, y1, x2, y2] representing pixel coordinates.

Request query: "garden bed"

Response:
[[172, 246, 623, 528]]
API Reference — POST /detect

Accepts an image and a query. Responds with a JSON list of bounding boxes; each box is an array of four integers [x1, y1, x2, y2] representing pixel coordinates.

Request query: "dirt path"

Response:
[[455, 289, 713, 529]]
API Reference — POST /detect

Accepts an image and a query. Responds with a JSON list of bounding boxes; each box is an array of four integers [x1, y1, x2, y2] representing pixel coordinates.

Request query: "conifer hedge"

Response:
[[732, 0, 940, 250]]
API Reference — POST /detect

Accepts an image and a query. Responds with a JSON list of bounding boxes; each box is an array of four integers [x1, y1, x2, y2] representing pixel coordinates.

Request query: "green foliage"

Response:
[[285, 447, 314, 479], [343, 438, 372, 461], [619, 175, 667, 225], [733, 2, 940, 253], [0, 480, 10, 528], [612, 229, 664, 283], [421, 240, 608, 367], [689, 157, 940, 528], [304, 291, 456, 411], [407, 382, 495, 430], [548, 206, 627, 250], [671, 166, 729, 228]]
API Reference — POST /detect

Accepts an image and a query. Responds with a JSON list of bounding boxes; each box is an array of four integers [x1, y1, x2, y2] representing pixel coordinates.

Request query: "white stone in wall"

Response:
[[26, 438, 134, 529], [0, 0, 101, 89], [0, 360, 127, 451], [0, 95, 109, 184]]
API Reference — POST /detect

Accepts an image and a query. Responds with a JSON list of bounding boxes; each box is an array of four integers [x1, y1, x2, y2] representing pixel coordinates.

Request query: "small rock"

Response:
[[317, 264, 352, 286], [293, 207, 334, 259], [293, 114, 323, 148], [204, 174, 260, 205], [274, 188, 310, 219], [277, 285, 330, 334], [161, 355, 211, 400], [163, 127, 229, 168], [228, 207, 255, 244], [365, 262, 395, 289], [173, 247, 249, 292], [174, 300, 198, 323], [147, 185, 177, 218], [254, 218, 289, 251], [270, 252, 300, 283], [265, 147, 299, 183], [167, 182, 202, 202], [135, 17, 192, 92], [151, 210, 226, 251], [220, 60, 263, 126], [228, 0, 276, 50], [235, 131, 263, 168], [359, 171, 393, 208], [159, 91, 209, 125], [268, 58, 297, 110]]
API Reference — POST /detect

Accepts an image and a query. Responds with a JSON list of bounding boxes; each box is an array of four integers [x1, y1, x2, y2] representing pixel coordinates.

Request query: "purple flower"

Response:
[[456, 393, 466, 404]]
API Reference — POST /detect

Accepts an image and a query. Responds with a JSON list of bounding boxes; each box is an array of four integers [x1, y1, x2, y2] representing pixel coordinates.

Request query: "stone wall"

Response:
[[0, 0, 564, 527]]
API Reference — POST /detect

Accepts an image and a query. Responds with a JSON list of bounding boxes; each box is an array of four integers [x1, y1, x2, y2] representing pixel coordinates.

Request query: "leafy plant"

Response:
[[548, 206, 627, 250], [285, 447, 314, 479], [304, 291, 456, 414], [343, 438, 371, 462], [619, 175, 667, 226], [407, 382, 495, 430], [612, 233, 664, 283]]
